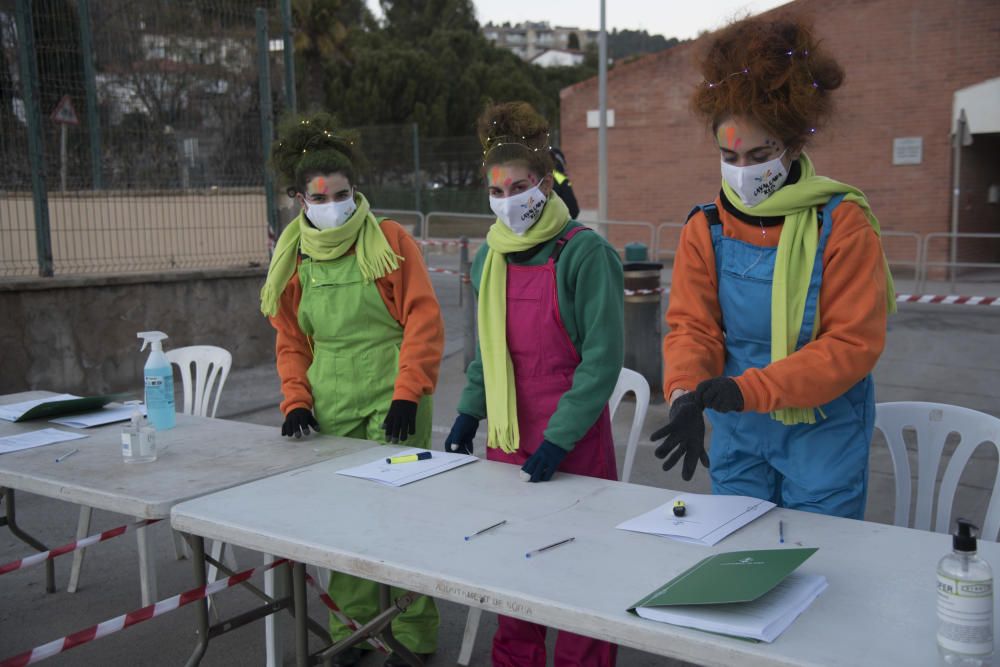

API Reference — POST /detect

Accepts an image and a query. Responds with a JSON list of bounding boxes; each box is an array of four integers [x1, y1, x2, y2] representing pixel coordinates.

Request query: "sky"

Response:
[[366, 1, 793, 41]]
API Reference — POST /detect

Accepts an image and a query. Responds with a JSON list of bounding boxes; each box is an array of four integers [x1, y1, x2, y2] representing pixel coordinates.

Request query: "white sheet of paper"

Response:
[[0, 428, 89, 454], [336, 448, 477, 487], [634, 572, 828, 643], [0, 394, 81, 422], [50, 404, 146, 429], [616, 493, 775, 546]]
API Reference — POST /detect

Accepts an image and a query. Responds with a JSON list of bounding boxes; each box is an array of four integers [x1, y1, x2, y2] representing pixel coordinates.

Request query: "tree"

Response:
[[567, 32, 580, 50], [291, 0, 373, 111], [607, 29, 679, 60], [380, 0, 478, 42]]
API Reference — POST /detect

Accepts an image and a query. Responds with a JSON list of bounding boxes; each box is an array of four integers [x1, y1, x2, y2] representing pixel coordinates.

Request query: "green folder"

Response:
[[628, 548, 825, 643], [14, 394, 130, 422]]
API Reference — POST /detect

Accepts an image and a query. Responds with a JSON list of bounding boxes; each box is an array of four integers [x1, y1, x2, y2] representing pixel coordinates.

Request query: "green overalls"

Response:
[[298, 251, 438, 652]]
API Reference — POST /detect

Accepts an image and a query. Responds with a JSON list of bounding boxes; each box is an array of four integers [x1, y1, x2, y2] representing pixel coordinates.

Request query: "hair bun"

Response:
[[692, 16, 845, 148], [271, 112, 362, 190], [477, 101, 554, 177]]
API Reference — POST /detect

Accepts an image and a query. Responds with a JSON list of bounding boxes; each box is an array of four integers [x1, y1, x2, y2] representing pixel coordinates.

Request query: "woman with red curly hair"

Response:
[[652, 16, 896, 519]]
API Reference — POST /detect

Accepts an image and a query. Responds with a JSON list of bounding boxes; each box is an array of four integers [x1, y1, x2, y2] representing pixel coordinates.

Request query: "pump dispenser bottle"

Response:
[[137, 331, 175, 430], [938, 519, 994, 665], [121, 409, 157, 463]]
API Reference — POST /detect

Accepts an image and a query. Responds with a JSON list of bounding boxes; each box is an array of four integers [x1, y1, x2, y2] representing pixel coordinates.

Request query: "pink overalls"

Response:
[[488, 226, 618, 667]]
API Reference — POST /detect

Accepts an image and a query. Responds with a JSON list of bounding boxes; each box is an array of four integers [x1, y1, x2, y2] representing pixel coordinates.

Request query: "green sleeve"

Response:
[[455, 244, 489, 419], [544, 236, 625, 449]]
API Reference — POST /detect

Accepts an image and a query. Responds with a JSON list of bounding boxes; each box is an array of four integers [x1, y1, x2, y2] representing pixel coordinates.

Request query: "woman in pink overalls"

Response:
[[446, 102, 624, 667]]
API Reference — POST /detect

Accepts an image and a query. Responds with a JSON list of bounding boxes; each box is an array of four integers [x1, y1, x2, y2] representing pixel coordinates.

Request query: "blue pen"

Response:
[[525, 537, 575, 559], [779, 520, 785, 544], [55, 448, 79, 463]]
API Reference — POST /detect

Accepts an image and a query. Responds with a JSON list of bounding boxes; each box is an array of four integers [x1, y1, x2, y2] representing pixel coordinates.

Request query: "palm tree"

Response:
[[291, 0, 370, 111]]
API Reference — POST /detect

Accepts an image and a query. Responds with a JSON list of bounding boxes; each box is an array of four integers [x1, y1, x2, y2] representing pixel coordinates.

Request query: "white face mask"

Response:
[[489, 185, 547, 235], [305, 192, 356, 230], [720, 151, 789, 207]]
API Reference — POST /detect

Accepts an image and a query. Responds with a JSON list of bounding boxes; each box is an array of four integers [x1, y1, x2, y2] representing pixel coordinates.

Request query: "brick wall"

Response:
[[560, 0, 1000, 268]]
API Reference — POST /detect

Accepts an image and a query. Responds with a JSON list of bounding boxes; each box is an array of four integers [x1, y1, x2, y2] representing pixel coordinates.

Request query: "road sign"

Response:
[[51, 94, 80, 126]]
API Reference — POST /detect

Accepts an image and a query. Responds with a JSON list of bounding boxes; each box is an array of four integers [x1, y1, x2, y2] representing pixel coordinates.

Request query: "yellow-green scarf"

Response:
[[260, 191, 401, 317], [480, 193, 571, 453], [721, 153, 896, 425]]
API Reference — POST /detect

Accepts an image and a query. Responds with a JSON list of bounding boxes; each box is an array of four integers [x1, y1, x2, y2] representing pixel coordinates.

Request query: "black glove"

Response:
[[521, 440, 569, 483], [282, 408, 320, 438], [382, 400, 418, 443], [696, 376, 745, 413], [651, 392, 709, 481], [444, 413, 479, 454]]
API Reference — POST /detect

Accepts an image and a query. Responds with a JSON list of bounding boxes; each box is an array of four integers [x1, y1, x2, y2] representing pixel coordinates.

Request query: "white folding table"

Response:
[[0, 390, 370, 608], [172, 444, 997, 667]]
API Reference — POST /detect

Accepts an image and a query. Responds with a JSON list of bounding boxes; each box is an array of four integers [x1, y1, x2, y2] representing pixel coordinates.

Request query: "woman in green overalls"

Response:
[[262, 113, 444, 666]]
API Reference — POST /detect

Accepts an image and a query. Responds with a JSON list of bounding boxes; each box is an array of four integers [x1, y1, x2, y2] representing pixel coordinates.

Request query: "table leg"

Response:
[[314, 588, 420, 665], [292, 561, 309, 667], [264, 553, 288, 667], [184, 535, 210, 667], [135, 517, 159, 605], [67, 506, 92, 593], [0, 488, 55, 593], [378, 585, 423, 667]]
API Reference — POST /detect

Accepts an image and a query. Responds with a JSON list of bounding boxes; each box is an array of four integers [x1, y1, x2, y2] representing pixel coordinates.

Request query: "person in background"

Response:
[[261, 112, 443, 666], [550, 146, 581, 219], [445, 101, 623, 667], [652, 15, 896, 520]]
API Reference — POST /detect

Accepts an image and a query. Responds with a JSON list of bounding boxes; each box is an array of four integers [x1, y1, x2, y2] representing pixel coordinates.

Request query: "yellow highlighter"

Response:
[[386, 451, 432, 464]]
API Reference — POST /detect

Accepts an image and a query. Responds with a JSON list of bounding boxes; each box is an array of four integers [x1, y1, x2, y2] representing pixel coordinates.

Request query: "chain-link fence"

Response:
[[351, 127, 488, 218], [1, 0, 286, 277], [0, 0, 515, 280]]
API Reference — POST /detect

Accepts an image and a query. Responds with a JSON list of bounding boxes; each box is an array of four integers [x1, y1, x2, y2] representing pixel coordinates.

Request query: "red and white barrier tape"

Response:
[[896, 294, 1000, 306], [624, 287, 667, 296], [0, 559, 289, 667], [303, 572, 391, 654], [0, 518, 161, 577], [417, 238, 471, 248], [426, 266, 464, 277]]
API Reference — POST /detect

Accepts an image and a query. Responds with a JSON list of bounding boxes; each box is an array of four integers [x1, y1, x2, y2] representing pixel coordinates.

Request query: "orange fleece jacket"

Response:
[[270, 219, 444, 415], [663, 196, 888, 413]]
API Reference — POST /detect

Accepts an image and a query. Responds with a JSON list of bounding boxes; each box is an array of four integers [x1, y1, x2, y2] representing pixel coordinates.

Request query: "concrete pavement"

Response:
[[1, 267, 998, 666]]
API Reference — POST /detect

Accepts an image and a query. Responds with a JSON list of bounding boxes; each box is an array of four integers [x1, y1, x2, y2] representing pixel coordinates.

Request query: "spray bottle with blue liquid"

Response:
[[138, 331, 175, 430]]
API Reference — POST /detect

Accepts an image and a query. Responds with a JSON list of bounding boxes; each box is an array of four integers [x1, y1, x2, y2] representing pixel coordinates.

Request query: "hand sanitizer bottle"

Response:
[[122, 409, 157, 463], [938, 518, 994, 665], [137, 331, 175, 430]]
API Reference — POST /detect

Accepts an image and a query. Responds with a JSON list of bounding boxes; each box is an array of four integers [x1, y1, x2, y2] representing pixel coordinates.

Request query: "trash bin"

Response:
[[623, 261, 664, 402], [624, 242, 648, 262]]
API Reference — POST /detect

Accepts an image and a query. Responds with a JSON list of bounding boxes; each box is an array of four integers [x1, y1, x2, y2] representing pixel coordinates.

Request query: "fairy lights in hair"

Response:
[[703, 48, 821, 90], [481, 132, 552, 165], [704, 68, 749, 89]]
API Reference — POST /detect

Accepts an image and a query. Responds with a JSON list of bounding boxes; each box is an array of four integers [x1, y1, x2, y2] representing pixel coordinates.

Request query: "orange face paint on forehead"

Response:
[[307, 176, 329, 196], [717, 118, 781, 154], [488, 166, 506, 187]]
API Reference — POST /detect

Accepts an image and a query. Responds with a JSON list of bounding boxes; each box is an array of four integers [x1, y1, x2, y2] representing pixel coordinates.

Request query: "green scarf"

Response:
[[260, 191, 401, 317], [721, 153, 896, 425], [480, 193, 571, 453]]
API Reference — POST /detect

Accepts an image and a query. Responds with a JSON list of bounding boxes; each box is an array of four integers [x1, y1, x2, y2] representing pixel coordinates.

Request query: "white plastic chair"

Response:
[[456, 367, 651, 665], [166, 345, 232, 420], [609, 367, 651, 484], [873, 402, 1000, 540], [67, 345, 232, 605]]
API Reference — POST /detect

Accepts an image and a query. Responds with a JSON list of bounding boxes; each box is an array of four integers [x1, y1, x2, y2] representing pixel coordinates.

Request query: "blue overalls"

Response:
[[696, 194, 875, 519]]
